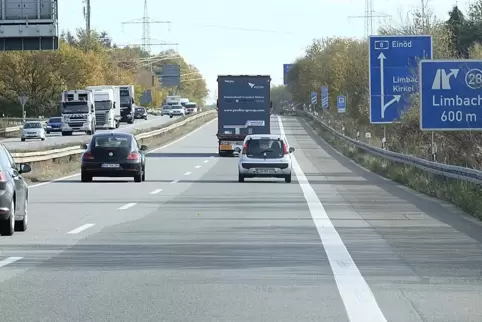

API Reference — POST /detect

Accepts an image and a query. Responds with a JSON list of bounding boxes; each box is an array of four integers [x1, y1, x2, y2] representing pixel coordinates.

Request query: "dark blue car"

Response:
[[46, 117, 62, 134]]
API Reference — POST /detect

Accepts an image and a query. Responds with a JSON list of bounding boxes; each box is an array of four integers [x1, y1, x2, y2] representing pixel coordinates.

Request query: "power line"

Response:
[[347, 0, 390, 36], [121, 0, 177, 54]]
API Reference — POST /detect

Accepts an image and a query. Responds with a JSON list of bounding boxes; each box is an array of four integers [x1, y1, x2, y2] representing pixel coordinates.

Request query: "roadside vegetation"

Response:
[[0, 28, 209, 118], [272, 1, 482, 218]]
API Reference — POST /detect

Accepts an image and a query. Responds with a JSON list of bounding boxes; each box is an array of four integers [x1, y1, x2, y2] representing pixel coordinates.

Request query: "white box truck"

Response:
[[86, 85, 121, 129], [60, 89, 96, 136]]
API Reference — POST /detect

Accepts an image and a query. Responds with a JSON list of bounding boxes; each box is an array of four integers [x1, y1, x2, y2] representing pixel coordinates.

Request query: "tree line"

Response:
[[273, 1, 482, 169], [0, 28, 209, 118]]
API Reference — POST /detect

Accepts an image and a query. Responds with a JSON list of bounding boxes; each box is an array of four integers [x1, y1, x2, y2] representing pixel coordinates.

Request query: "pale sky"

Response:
[[58, 0, 471, 104]]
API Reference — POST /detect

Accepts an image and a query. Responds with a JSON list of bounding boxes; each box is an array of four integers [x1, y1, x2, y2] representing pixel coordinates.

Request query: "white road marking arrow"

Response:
[[378, 53, 386, 113], [378, 52, 401, 119]]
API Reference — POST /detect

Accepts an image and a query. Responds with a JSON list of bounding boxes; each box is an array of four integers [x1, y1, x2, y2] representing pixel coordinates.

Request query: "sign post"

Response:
[[321, 86, 329, 110], [18, 95, 28, 122], [337, 95, 346, 113], [283, 64, 294, 85], [311, 91, 317, 107], [159, 64, 181, 87], [369, 35, 432, 124], [419, 59, 482, 131]]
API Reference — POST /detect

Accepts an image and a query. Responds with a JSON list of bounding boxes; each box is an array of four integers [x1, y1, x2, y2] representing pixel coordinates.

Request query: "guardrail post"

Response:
[[356, 131, 360, 141]]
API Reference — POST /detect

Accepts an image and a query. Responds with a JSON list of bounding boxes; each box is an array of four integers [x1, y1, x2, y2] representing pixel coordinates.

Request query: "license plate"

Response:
[[219, 144, 232, 150], [256, 168, 275, 174], [101, 164, 119, 168]]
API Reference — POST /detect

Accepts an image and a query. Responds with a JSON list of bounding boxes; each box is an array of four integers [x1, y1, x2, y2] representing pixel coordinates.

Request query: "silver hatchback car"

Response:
[[236, 134, 295, 183]]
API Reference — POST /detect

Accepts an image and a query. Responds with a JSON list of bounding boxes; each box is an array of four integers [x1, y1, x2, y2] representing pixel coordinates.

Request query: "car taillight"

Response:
[[83, 152, 94, 160], [0, 172, 6, 182], [283, 143, 289, 155], [127, 152, 139, 160], [241, 143, 247, 154]]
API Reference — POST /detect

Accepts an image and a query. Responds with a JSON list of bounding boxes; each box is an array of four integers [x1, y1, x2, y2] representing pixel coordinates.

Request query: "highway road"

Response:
[[2, 114, 175, 151], [1, 115, 482, 321]]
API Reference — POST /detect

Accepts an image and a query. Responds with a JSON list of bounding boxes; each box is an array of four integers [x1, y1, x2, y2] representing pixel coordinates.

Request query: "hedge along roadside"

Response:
[[298, 111, 482, 220], [15, 110, 217, 183]]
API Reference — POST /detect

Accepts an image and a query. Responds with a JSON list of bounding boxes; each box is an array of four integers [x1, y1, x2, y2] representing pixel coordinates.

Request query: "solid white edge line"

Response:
[[29, 117, 218, 189], [67, 223, 95, 234], [118, 203, 136, 210], [0, 256, 23, 268], [150, 189, 163, 194], [184, 172, 192, 175], [277, 115, 386, 322]]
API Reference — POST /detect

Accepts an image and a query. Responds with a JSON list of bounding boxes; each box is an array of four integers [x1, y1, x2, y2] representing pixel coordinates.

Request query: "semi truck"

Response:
[[119, 85, 135, 124], [60, 89, 96, 136], [216, 75, 272, 156], [86, 86, 121, 129]]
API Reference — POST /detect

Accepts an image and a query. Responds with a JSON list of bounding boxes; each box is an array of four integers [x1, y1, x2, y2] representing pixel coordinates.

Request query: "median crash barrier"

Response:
[[299, 111, 482, 218], [12, 110, 217, 182]]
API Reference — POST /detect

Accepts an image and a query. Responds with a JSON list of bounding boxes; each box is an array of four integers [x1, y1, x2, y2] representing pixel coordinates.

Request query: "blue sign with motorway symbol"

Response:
[[369, 35, 432, 124], [283, 64, 294, 85], [420, 59, 482, 130], [311, 91, 317, 105], [337, 95, 346, 113], [321, 86, 328, 109]]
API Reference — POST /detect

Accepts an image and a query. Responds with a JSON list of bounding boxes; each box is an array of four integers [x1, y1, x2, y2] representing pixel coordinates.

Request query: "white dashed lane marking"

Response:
[[0, 256, 23, 268], [118, 203, 136, 210], [150, 189, 163, 194], [68, 224, 95, 234]]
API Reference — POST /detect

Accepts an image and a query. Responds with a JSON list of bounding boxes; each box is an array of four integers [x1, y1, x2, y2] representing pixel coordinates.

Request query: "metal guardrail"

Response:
[[11, 110, 216, 163], [304, 112, 482, 185]]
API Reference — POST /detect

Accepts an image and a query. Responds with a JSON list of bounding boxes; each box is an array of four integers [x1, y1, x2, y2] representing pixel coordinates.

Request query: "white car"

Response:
[[169, 105, 186, 118], [21, 121, 46, 141], [236, 134, 294, 183]]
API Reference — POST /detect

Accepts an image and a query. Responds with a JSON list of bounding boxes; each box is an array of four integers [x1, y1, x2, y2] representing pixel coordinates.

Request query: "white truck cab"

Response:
[[165, 96, 181, 106], [61, 89, 96, 136], [86, 86, 121, 129]]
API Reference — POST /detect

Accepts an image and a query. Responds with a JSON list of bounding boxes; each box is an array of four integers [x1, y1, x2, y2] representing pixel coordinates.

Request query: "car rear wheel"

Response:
[[81, 172, 92, 182], [238, 173, 244, 182], [1, 199, 15, 236], [141, 167, 146, 181], [134, 173, 142, 182], [285, 175, 292, 183], [15, 198, 27, 232]]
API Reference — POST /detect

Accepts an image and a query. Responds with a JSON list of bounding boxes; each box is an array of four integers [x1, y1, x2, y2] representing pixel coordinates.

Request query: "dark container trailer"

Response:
[[216, 75, 272, 156], [0, 0, 59, 51]]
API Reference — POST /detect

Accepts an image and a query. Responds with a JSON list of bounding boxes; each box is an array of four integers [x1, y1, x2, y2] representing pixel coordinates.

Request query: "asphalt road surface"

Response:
[[2, 114, 175, 151], [1, 116, 481, 321]]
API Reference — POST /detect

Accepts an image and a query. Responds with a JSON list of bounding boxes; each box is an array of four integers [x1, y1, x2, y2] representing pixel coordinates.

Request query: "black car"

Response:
[[80, 132, 148, 183], [0, 143, 31, 236], [134, 107, 147, 120], [46, 116, 62, 134]]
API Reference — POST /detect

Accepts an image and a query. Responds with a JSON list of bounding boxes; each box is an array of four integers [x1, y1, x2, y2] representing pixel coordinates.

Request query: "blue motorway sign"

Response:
[[321, 86, 328, 109], [420, 59, 482, 130], [311, 91, 317, 105], [369, 35, 432, 124], [283, 64, 294, 85], [337, 95, 346, 113]]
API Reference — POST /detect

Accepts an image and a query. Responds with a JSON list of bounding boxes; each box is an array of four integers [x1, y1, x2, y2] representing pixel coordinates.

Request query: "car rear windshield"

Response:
[[49, 117, 61, 123], [23, 122, 42, 129], [92, 135, 131, 149], [246, 138, 284, 158], [136, 107, 145, 112]]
